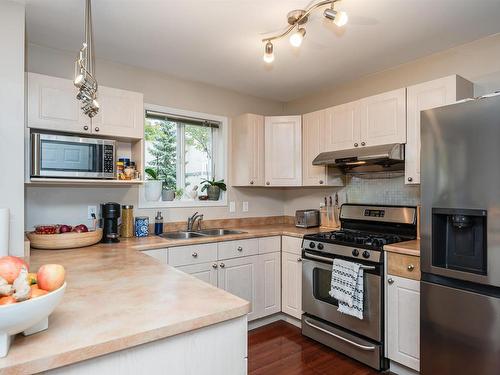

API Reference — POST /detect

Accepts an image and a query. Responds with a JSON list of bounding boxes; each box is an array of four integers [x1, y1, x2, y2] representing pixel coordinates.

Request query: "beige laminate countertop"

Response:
[[0, 224, 323, 374], [384, 239, 421, 257]]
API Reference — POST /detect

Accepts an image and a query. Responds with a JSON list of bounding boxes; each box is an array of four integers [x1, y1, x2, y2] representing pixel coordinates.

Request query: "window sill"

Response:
[[138, 198, 227, 209]]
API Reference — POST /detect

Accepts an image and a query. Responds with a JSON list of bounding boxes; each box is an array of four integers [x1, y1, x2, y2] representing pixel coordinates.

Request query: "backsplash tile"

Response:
[[344, 174, 420, 206]]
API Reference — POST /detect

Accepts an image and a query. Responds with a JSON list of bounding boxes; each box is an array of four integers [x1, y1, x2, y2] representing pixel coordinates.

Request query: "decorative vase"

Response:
[[145, 181, 162, 202], [162, 189, 175, 201], [207, 186, 221, 201]]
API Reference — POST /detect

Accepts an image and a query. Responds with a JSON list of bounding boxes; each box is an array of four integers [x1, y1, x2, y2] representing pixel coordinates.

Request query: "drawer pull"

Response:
[[220, 262, 225, 268], [212, 263, 218, 269], [407, 264, 415, 271], [297, 258, 302, 262], [388, 277, 394, 285], [237, 246, 243, 252], [192, 252, 198, 258]]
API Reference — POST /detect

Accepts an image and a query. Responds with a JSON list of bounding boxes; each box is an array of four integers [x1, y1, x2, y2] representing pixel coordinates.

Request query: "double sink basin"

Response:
[[159, 228, 246, 240]]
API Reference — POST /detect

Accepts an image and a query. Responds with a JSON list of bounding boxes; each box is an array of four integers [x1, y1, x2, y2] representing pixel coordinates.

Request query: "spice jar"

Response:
[[121, 205, 134, 238], [116, 161, 124, 180]]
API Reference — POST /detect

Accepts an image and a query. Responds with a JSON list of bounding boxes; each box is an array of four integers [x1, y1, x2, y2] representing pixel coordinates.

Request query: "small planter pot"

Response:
[[207, 186, 221, 201], [144, 181, 162, 202], [162, 189, 175, 201]]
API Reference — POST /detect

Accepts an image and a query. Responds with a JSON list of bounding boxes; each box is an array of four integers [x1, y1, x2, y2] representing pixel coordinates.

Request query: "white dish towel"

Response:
[[329, 258, 364, 320]]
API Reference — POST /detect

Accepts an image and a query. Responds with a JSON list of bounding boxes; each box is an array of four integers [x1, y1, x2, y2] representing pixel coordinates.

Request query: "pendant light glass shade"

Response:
[[263, 41, 275, 63]]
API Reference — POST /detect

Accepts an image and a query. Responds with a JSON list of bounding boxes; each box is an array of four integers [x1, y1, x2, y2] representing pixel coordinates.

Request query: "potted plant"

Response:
[[200, 178, 227, 201], [144, 168, 162, 202], [161, 181, 176, 201]]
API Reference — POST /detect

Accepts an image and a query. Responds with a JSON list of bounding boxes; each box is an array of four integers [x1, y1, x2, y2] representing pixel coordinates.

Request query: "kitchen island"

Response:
[[0, 244, 250, 374]]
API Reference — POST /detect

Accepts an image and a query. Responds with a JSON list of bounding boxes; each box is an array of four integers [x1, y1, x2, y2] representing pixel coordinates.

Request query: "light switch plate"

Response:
[[242, 201, 249, 212], [87, 205, 97, 220], [229, 201, 236, 213]]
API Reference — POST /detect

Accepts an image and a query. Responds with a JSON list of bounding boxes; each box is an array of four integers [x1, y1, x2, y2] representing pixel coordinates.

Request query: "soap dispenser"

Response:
[[154, 211, 164, 235]]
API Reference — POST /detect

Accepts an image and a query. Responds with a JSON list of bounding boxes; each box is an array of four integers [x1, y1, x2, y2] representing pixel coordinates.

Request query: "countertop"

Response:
[[384, 239, 420, 257], [0, 224, 323, 374]]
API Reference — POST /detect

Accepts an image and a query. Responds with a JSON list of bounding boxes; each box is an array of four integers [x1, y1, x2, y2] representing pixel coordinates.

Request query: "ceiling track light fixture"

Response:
[[74, 0, 99, 118], [262, 0, 348, 63]]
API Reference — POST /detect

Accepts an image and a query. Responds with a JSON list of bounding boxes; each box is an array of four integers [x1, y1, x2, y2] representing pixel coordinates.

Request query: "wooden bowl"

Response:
[[27, 229, 103, 250]]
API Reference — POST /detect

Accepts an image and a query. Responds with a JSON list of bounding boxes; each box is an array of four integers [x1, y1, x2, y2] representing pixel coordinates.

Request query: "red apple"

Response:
[[0, 256, 29, 284], [37, 264, 65, 292], [59, 224, 72, 233], [72, 224, 88, 233]]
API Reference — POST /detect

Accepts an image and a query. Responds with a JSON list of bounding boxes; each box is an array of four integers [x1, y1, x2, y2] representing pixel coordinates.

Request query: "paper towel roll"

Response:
[[0, 208, 9, 257]]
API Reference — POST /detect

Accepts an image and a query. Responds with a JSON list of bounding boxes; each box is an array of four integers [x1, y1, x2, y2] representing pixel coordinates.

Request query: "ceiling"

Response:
[[26, 0, 500, 102]]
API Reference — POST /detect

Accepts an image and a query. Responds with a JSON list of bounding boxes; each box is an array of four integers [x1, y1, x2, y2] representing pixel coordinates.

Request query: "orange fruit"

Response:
[[0, 296, 16, 306], [31, 288, 48, 298]]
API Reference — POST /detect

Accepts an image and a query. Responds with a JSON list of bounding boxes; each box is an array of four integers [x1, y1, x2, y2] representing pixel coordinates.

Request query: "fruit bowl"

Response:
[[27, 228, 103, 250], [0, 282, 66, 357]]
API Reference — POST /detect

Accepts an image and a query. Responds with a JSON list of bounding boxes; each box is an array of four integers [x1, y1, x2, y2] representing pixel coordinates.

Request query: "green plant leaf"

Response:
[[145, 168, 158, 180]]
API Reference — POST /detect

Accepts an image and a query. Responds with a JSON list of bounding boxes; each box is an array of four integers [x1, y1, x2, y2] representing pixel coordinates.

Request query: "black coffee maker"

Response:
[[101, 202, 121, 243]]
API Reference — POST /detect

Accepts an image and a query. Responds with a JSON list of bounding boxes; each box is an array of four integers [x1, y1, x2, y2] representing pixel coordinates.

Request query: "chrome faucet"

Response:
[[187, 212, 204, 231]]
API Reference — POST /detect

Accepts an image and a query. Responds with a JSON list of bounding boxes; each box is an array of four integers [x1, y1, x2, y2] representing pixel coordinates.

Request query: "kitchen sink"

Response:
[[159, 228, 246, 240], [196, 229, 247, 236], [159, 231, 206, 239]]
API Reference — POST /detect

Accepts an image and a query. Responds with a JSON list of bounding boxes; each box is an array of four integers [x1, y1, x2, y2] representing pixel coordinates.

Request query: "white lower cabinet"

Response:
[[256, 252, 281, 318], [218, 255, 260, 321], [177, 261, 218, 287], [387, 274, 420, 372], [141, 248, 168, 264], [281, 251, 302, 319]]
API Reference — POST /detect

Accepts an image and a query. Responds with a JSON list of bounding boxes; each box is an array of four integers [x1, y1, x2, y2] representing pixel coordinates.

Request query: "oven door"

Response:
[[302, 252, 382, 341], [31, 133, 115, 179]]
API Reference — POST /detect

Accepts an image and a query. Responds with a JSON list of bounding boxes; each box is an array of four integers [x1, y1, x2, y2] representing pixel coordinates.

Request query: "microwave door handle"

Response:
[[31, 133, 41, 176], [303, 252, 376, 270], [303, 318, 376, 351]]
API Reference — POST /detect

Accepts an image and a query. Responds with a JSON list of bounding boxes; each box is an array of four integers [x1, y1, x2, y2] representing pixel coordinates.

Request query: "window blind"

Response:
[[145, 110, 220, 129]]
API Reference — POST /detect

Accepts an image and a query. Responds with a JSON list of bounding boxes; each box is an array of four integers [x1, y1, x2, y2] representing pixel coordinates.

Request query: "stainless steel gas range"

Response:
[[301, 204, 417, 370]]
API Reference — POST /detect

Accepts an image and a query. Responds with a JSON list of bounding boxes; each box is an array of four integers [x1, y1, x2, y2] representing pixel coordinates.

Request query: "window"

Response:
[[139, 105, 227, 208]]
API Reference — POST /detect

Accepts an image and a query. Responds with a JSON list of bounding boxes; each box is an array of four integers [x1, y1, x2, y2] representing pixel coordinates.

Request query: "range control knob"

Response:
[[309, 242, 316, 249], [317, 243, 324, 250], [352, 249, 359, 257], [362, 250, 370, 259]]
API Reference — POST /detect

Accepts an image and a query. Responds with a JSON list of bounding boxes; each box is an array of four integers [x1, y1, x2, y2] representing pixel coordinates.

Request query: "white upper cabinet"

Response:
[[264, 115, 302, 186], [91, 85, 144, 139], [405, 75, 473, 184], [27, 73, 144, 139], [231, 113, 265, 186], [28, 72, 91, 134], [302, 110, 328, 186], [359, 88, 407, 147], [324, 101, 360, 151]]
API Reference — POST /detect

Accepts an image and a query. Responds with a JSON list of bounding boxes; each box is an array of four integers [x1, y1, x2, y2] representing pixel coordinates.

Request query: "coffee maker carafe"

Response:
[[101, 202, 121, 243]]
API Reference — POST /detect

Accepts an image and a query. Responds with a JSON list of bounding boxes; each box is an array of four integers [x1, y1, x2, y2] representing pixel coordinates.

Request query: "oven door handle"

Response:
[[303, 252, 376, 270], [303, 318, 376, 351]]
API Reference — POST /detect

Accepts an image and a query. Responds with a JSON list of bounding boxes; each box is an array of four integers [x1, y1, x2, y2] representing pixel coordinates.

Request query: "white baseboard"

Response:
[[248, 313, 301, 331], [389, 360, 420, 375]]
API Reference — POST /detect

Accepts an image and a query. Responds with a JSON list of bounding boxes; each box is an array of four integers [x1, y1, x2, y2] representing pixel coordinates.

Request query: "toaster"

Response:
[[295, 209, 320, 228]]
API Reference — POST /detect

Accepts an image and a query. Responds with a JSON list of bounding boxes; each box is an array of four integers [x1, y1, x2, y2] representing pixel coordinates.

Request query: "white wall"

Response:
[[0, 1, 25, 255], [25, 44, 287, 229]]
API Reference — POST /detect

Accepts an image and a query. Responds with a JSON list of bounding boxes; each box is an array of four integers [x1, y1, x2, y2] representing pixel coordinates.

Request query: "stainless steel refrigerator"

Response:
[[420, 93, 500, 375]]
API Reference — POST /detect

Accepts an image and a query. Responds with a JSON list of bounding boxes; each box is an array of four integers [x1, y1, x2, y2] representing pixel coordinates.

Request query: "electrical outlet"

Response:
[[229, 201, 236, 213], [87, 205, 97, 220], [242, 201, 249, 212]]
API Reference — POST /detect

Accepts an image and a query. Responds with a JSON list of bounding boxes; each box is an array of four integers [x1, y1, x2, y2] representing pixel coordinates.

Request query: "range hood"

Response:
[[312, 143, 405, 174]]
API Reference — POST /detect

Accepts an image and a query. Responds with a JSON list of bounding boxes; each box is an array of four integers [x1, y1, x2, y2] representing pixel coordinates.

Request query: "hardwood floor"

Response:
[[248, 321, 380, 375]]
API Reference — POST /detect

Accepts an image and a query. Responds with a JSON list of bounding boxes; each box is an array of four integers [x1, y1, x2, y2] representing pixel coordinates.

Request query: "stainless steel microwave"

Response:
[[31, 133, 115, 179]]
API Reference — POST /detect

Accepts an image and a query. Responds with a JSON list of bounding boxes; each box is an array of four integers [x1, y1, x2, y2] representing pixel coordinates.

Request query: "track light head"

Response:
[[324, 7, 348, 27], [289, 27, 306, 47]]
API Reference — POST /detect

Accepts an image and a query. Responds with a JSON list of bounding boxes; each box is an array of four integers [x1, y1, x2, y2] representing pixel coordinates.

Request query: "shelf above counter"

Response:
[[26, 178, 144, 187]]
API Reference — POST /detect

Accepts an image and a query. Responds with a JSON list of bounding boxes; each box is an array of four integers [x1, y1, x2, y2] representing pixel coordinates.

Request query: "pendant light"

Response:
[[74, 0, 99, 118]]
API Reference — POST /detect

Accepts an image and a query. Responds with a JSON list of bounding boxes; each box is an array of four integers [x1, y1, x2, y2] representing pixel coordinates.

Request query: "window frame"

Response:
[[138, 103, 228, 209]]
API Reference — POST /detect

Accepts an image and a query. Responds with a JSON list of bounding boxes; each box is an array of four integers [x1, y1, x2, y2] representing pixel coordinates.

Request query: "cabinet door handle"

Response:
[[266, 181, 270, 186], [319, 180, 324, 185], [94, 127, 100, 132], [297, 258, 302, 262], [407, 177, 413, 182], [220, 262, 225, 268], [407, 264, 415, 271], [83, 125, 89, 131], [237, 246, 243, 252], [212, 263, 218, 269], [354, 143, 359, 147], [387, 277, 394, 284], [361, 141, 366, 146], [249, 180, 254, 185], [192, 252, 198, 258]]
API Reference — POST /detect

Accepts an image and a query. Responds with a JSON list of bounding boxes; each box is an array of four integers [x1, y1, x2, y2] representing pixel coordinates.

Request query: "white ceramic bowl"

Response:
[[0, 282, 66, 357]]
